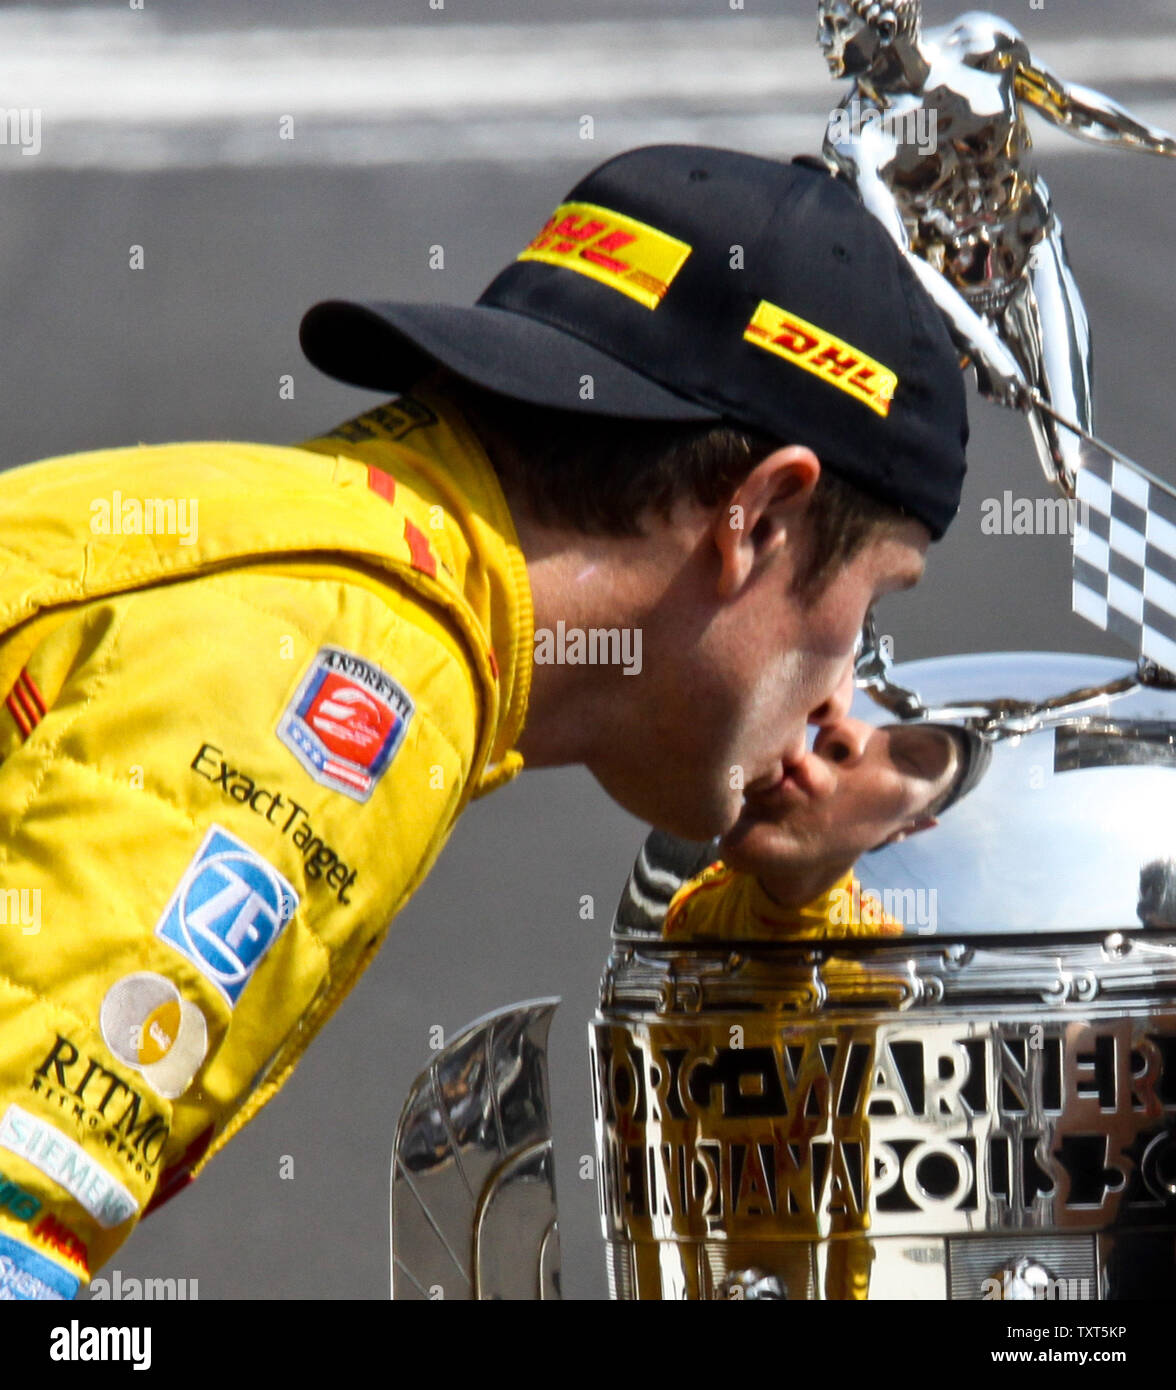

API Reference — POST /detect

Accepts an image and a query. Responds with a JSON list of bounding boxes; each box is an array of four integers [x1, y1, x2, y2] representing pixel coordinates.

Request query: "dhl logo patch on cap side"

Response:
[[518, 201, 692, 311], [744, 301, 898, 417]]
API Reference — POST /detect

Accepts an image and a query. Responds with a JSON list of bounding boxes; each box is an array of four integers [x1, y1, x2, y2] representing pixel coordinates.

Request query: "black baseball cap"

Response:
[[300, 144, 968, 537]]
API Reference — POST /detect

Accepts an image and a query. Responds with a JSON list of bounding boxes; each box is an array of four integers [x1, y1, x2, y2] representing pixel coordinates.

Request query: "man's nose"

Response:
[[812, 715, 873, 766], [808, 658, 856, 727]]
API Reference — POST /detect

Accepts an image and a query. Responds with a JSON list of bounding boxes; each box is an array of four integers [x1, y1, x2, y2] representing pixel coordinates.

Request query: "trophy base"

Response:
[[604, 1229, 1176, 1300], [591, 934, 1176, 1300]]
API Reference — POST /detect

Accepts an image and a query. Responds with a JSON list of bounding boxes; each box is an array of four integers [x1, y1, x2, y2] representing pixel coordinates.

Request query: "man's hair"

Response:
[[844, 0, 921, 41], [923, 726, 991, 819], [430, 371, 911, 596]]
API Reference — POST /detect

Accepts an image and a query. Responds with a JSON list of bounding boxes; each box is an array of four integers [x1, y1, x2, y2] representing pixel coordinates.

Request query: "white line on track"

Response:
[[0, 10, 1172, 170]]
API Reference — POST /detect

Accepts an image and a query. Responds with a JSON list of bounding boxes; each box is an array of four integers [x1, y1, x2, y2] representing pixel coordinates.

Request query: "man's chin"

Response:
[[718, 804, 785, 864], [603, 780, 736, 844]]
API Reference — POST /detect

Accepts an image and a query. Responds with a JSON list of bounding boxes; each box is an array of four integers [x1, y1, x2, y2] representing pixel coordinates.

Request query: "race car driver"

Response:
[[660, 716, 990, 940], [0, 143, 970, 1297]]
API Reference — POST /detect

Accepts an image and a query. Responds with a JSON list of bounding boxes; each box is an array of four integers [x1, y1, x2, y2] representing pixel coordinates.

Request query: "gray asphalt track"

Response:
[[1, 0, 1175, 1302]]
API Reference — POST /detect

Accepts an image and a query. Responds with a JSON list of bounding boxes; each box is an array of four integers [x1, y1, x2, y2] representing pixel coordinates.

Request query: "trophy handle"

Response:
[[390, 999, 562, 1300]]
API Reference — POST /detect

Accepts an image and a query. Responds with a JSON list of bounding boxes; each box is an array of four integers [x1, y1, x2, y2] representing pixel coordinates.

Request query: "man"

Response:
[[0, 144, 967, 1297], [816, 0, 1176, 487], [659, 716, 989, 940]]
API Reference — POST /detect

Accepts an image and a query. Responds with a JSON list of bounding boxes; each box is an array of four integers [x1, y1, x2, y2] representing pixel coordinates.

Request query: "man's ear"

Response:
[[712, 446, 821, 599], [880, 814, 938, 848]]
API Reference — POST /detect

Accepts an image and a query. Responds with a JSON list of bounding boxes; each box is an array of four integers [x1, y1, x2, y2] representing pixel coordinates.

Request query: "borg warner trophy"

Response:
[[389, 4, 1176, 1299], [593, 651, 1176, 1300]]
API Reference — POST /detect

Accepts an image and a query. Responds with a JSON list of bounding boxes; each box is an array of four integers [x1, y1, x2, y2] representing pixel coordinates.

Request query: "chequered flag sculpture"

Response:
[[1073, 448, 1176, 676]]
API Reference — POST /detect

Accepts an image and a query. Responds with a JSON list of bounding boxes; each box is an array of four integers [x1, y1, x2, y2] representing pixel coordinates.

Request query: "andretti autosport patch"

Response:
[[277, 646, 413, 802]]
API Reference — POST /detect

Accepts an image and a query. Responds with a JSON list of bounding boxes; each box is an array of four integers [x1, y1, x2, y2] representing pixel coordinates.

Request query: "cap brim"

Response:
[[300, 299, 722, 421]]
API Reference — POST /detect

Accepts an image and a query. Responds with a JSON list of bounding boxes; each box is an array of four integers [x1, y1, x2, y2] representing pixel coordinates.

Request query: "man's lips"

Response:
[[744, 754, 821, 812]]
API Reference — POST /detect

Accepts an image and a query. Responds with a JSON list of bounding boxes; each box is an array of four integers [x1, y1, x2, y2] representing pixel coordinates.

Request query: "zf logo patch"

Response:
[[278, 646, 413, 802], [155, 826, 299, 1006]]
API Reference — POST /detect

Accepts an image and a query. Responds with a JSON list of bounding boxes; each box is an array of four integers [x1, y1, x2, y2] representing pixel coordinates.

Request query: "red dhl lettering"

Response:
[[518, 200, 692, 310], [744, 300, 898, 417], [529, 215, 637, 274]]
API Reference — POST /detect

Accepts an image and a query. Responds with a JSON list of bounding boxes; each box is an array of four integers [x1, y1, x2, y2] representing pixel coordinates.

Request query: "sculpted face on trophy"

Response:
[[817, 0, 905, 78]]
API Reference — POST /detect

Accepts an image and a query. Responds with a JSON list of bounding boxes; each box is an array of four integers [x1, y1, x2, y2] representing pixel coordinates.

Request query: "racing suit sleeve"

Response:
[[0, 558, 481, 1297]]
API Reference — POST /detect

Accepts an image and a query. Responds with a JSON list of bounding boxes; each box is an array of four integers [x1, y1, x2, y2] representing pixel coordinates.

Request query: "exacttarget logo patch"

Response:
[[743, 300, 898, 417], [518, 200, 692, 310]]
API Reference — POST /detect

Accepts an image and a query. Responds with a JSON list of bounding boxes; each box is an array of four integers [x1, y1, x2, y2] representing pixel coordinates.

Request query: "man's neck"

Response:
[[755, 855, 855, 911], [509, 509, 649, 770]]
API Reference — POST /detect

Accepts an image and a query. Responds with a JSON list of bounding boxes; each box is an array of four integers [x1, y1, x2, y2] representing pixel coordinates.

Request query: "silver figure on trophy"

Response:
[[816, 0, 1176, 490]]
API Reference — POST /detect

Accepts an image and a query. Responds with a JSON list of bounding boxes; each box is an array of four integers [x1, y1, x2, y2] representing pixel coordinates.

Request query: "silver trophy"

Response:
[[593, 650, 1176, 1299], [389, 7, 1176, 1299], [390, 1000, 561, 1300]]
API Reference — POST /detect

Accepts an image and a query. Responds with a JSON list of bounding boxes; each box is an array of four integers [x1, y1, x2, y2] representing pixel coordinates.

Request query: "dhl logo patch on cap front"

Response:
[[744, 301, 898, 417], [518, 201, 692, 311]]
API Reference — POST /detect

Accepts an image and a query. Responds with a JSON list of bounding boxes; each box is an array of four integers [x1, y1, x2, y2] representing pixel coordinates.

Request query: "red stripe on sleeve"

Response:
[[403, 518, 437, 579], [367, 465, 396, 505], [5, 690, 32, 738], [19, 670, 47, 717]]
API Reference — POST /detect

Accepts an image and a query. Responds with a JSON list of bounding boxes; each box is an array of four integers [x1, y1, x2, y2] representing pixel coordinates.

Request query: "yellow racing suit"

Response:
[[661, 859, 901, 1299], [662, 861, 903, 941], [0, 386, 532, 1297]]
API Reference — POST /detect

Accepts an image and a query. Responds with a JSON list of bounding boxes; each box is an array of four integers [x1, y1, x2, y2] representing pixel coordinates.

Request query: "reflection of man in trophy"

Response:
[[649, 714, 989, 1300], [660, 717, 988, 940], [817, 0, 1176, 488]]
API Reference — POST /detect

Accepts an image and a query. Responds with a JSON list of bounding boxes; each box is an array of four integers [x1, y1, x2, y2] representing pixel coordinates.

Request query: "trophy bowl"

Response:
[[592, 652, 1176, 1299]]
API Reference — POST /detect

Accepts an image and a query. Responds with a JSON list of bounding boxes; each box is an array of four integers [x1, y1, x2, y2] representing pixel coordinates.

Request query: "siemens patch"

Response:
[[0, 1105, 138, 1230], [155, 825, 299, 1006]]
